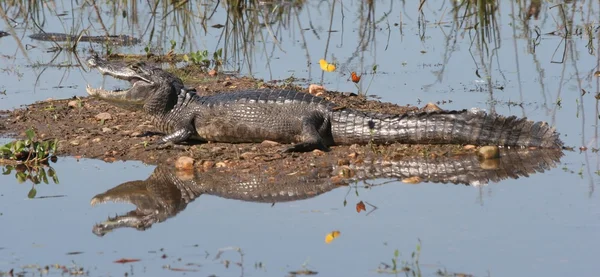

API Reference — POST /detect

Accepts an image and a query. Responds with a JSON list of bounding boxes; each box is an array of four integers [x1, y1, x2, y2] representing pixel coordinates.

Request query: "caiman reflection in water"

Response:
[[90, 149, 563, 236]]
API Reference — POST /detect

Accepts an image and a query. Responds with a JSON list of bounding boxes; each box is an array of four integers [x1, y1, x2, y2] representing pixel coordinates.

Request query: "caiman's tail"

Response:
[[330, 109, 563, 148]]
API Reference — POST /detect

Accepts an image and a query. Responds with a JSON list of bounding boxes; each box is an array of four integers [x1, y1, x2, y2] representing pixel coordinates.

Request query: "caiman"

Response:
[[85, 54, 563, 152], [90, 148, 563, 236]]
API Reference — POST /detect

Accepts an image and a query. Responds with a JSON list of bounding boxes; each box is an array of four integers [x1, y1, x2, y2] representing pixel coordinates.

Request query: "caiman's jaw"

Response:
[[85, 54, 155, 101], [90, 195, 153, 237], [92, 212, 147, 237]]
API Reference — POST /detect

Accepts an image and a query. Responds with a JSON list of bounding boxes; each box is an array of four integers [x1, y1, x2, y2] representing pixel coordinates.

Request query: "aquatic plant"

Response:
[[0, 129, 58, 164]]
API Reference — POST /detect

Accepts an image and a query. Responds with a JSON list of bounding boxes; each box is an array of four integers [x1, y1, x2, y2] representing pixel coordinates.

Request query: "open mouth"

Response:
[[86, 55, 153, 97], [85, 77, 150, 96]]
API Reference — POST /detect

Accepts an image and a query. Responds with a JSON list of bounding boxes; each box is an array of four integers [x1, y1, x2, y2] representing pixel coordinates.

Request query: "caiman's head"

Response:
[[85, 54, 183, 112], [90, 179, 186, 237]]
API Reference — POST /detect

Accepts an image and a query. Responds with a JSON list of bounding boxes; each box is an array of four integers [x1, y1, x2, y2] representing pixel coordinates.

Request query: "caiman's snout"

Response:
[[85, 54, 155, 99], [86, 54, 99, 68]]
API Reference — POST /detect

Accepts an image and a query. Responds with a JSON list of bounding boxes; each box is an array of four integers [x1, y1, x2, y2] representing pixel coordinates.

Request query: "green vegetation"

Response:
[[2, 164, 60, 198], [0, 129, 58, 165], [184, 48, 224, 71], [376, 240, 422, 275]]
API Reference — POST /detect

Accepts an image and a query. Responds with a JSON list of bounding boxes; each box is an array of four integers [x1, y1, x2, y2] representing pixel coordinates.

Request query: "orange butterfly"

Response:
[[351, 72, 361, 83]]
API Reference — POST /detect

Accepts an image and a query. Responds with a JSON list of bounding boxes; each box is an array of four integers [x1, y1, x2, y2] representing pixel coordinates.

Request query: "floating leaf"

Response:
[[325, 230, 341, 244], [319, 59, 336, 72], [356, 201, 366, 213], [114, 258, 141, 264]]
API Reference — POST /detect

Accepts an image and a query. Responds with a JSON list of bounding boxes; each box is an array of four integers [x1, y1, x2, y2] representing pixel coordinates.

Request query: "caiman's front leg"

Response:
[[147, 90, 199, 150]]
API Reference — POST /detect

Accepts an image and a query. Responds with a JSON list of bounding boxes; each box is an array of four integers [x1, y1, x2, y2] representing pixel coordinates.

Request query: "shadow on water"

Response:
[[90, 148, 563, 236]]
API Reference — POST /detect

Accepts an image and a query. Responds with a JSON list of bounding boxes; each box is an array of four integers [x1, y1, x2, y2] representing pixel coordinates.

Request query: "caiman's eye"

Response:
[[129, 62, 146, 72]]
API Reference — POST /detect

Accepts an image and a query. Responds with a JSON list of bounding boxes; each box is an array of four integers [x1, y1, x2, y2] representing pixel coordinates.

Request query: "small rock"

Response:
[[211, 146, 224, 153], [92, 138, 101, 143], [312, 149, 325, 156], [308, 84, 326, 96], [422, 102, 442, 112], [260, 140, 280, 147], [67, 100, 79, 108], [402, 176, 422, 184], [95, 112, 112, 121], [202, 161, 215, 170], [175, 156, 195, 171], [215, 161, 228, 168], [347, 152, 359, 159], [463, 145, 476, 150], [477, 146, 500, 160], [240, 152, 255, 160], [70, 140, 80, 146], [102, 127, 112, 133]]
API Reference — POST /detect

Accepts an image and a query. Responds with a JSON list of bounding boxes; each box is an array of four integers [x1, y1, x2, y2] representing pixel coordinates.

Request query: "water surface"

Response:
[[1, 1, 599, 276]]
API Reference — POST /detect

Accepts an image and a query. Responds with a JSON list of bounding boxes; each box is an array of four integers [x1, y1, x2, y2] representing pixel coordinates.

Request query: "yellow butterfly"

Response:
[[319, 59, 336, 72], [325, 230, 341, 244]]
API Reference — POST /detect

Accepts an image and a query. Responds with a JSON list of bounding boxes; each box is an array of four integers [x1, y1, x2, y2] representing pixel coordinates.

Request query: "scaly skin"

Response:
[[86, 55, 563, 151], [90, 148, 563, 236]]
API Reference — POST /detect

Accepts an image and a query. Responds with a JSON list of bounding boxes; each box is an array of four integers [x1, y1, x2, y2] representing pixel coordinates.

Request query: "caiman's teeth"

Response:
[[90, 198, 107, 206]]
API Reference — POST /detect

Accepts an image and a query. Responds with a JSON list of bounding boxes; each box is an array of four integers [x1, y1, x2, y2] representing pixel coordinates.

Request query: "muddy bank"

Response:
[[0, 71, 483, 166]]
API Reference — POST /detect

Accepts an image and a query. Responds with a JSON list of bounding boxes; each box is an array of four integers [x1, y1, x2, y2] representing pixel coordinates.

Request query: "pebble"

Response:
[[202, 161, 215, 170], [422, 102, 442, 112], [70, 140, 80, 146], [92, 138, 101, 143], [308, 84, 326, 96], [260, 140, 280, 147], [175, 156, 195, 171], [312, 149, 325, 156], [402, 176, 422, 184], [95, 112, 112, 121], [240, 152, 255, 160], [102, 127, 112, 133], [67, 100, 79, 108], [215, 161, 228, 168], [463, 145, 476, 150]]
